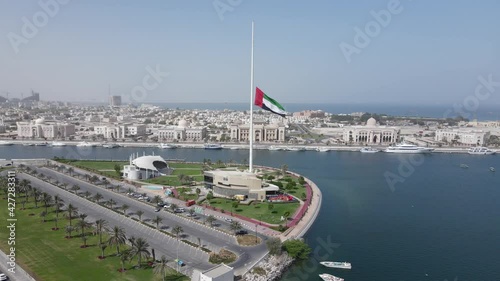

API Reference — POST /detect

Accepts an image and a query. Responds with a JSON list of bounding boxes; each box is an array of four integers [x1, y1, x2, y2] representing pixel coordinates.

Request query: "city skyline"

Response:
[[1, 0, 499, 104]]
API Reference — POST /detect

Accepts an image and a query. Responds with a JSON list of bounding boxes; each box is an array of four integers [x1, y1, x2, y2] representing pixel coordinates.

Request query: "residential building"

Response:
[[435, 129, 490, 146], [156, 120, 207, 142]]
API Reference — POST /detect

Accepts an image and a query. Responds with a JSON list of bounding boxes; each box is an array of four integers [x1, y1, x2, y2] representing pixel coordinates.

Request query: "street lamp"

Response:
[[255, 224, 258, 243]]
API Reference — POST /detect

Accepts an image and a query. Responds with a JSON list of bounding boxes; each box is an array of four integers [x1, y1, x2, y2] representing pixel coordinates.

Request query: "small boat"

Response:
[[320, 261, 352, 269], [460, 164, 469, 169], [229, 146, 240, 150], [158, 143, 177, 149], [103, 143, 120, 148], [268, 146, 283, 151], [35, 142, 48, 146], [76, 141, 96, 147], [468, 147, 496, 155], [0, 141, 14, 146], [51, 142, 66, 147], [204, 143, 223, 150], [287, 147, 306, 152], [319, 274, 344, 281], [360, 147, 379, 153], [23, 143, 35, 146], [490, 167, 495, 172], [316, 147, 330, 152]]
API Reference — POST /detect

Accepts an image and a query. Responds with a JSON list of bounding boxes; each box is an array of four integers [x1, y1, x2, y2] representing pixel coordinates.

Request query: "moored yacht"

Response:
[[384, 143, 434, 154], [51, 141, 66, 147], [468, 147, 496, 155], [103, 143, 120, 148], [204, 143, 223, 150], [268, 146, 283, 151], [316, 147, 330, 152], [0, 141, 14, 146], [76, 141, 96, 147], [35, 142, 48, 146], [319, 274, 344, 281], [320, 261, 352, 269], [158, 143, 177, 149], [360, 147, 379, 153]]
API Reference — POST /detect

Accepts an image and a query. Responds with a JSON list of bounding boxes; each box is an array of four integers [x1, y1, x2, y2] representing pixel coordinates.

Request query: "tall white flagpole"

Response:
[[249, 21, 255, 173]]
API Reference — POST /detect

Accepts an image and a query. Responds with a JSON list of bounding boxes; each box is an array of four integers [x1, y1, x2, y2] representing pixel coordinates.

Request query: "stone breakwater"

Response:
[[243, 254, 294, 281]]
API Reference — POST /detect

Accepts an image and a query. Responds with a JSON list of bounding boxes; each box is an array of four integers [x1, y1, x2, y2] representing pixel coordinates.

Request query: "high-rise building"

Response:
[[109, 95, 122, 106]]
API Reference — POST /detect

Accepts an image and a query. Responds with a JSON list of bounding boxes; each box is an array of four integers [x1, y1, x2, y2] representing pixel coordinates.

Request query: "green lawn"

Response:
[[145, 175, 203, 187], [57, 160, 128, 171], [0, 198, 187, 281], [169, 163, 203, 169], [171, 169, 202, 176], [207, 198, 300, 225]]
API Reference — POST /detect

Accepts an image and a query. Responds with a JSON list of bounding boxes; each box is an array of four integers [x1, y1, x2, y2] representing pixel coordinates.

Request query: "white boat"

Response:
[[0, 141, 14, 146], [460, 164, 469, 169], [51, 142, 66, 147], [268, 146, 283, 151], [76, 141, 96, 147], [468, 147, 496, 155], [22, 143, 34, 146], [103, 143, 120, 148], [158, 143, 177, 149], [319, 274, 344, 281], [320, 261, 352, 269], [287, 146, 306, 152], [35, 142, 48, 146], [316, 147, 330, 152], [204, 143, 223, 150], [229, 146, 240, 150], [360, 147, 379, 153], [384, 143, 434, 154], [490, 167, 495, 172]]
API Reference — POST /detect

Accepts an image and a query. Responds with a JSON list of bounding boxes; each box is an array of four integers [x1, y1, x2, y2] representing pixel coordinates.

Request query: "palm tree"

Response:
[[152, 216, 163, 229], [76, 219, 91, 238], [188, 208, 195, 217], [81, 235, 88, 248], [169, 203, 178, 212], [281, 164, 288, 177], [70, 184, 80, 194], [172, 225, 183, 240], [151, 195, 162, 205], [206, 215, 216, 227], [131, 237, 150, 267], [84, 174, 91, 182], [33, 189, 41, 208], [108, 226, 127, 255], [61, 182, 68, 190], [283, 211, 291, 227], [99, 243, 107, 259], [102, 179, 110, 189], [67, 167, 74, 176], [93, 193, 103, 204], [53, 217, 59, 230], [119, 249, 131, 272], [54, 194, 63, 215], [230, 221, 243, 233], [121, 204, 129, 216], [65, 225, 74, 238], [39, 211, 47, 222], [153, 255, 169, 281], [41, 192, 53, 214], [90, 175, 99, 184], [136, 210, 144, 221], [65, 204, 78, 227], [107, 199, 116, 210], [83, 191, 92, 199], [95, 219, 108, 245]]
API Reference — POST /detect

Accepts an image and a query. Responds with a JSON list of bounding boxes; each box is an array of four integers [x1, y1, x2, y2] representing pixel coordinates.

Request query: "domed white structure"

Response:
[[177, 119, 189, 128], [366, 117, 377, 127], [35, 118, 45, 125], [122, 153, 172, 180]]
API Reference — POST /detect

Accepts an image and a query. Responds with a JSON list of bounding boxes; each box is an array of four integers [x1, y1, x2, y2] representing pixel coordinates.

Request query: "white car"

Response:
[[224, 218, 233, 223], [0, 273, 8, 280]]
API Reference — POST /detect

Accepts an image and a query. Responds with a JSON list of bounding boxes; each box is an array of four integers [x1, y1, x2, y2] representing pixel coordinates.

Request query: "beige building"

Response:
[[94, 124, 146, 139], [435, 129, 490, 146], [192, 264, 234, 281], [204, 170, 279, 201], [17, 118, 75, 139], [230, 121, 285, 142], [156, 120, 207, 142], [342, 118, 400, 144]]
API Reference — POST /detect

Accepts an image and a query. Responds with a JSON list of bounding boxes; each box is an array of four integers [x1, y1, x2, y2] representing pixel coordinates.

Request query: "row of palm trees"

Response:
[[4, 175, 178, 281]]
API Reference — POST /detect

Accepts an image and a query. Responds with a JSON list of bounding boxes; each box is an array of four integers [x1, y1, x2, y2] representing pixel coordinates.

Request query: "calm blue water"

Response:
[[2, 146, 499, 281], [152, 102, 500, 121]]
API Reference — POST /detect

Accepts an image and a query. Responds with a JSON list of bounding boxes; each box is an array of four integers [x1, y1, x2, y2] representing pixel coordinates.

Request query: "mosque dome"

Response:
[[35, 118, 45, 125], [178, 119, 189, 128], [366, 117, 377, 126]]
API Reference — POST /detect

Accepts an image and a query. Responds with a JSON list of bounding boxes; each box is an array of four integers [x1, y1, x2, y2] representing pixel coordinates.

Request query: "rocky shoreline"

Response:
[[243, 254, 295, 281]]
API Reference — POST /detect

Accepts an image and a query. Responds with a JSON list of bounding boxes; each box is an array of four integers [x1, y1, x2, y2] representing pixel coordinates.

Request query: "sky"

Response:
[[0, 0, 499, 105]]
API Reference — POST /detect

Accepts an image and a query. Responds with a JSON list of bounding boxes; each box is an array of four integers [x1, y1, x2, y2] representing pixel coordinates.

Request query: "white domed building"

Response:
[[16, 118, 75, 139], [156, 119, 207, 142], [342, 117, 400, 145], [122, 153, 173, 180]]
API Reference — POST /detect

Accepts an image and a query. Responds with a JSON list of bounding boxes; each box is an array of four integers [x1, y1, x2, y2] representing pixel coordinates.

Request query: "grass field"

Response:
[[171, 169, 202, 176], [0, 198, 187, 281], [169, 163, 203, 169], [207, 198, 300, 225]]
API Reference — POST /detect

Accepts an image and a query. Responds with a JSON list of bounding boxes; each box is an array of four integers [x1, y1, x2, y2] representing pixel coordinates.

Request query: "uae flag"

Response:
[[254, 87, 287, 117]]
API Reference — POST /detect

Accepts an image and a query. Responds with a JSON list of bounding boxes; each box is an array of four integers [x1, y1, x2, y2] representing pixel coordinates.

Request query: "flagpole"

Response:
[[249, 21, 255, 174]]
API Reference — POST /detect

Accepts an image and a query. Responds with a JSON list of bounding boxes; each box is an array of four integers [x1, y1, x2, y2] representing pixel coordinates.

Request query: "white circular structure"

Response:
[[366, 117, 377, 126], [178, 119, 189, 128], [132, 155, 170, 174], [35, 118, 45, 125]]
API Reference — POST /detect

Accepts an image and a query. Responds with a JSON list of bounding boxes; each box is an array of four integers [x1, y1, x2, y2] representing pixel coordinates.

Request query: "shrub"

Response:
[[282, 239, 311, 260]]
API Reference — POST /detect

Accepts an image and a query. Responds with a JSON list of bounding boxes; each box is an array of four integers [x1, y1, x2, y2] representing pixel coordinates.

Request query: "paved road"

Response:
[[27, 167, 269, 275]]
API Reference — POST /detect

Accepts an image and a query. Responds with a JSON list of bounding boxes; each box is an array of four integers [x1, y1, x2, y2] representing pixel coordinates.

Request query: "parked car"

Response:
[[174, 208, 185, 213], [154, 207, 161, 212], [235, 230, 248, 235], [163, 203, 171, 209], [0, 273, 8, 280], [224, 218, 233, 223]]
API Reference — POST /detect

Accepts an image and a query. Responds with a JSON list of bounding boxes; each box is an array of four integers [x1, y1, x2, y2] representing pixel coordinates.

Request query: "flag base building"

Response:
[[203, 170, 280, 201]]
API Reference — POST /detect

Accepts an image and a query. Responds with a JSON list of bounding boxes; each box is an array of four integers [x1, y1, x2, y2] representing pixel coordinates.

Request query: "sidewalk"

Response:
[[0, 249, 36, 281]]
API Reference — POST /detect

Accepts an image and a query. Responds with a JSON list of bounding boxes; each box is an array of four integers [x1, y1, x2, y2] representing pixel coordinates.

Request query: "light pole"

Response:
[[255, 223, 258, 243]]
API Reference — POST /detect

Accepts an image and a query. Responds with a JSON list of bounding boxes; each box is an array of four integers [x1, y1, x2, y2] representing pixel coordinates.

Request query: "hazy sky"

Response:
[[1, 0, 499, 104]]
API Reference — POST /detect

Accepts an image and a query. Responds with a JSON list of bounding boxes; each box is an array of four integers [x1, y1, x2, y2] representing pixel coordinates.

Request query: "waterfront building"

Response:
[[229, 121, 285, 142], [94, 124, 146, 139], [192, 263, 234, 281], [342, 117, 400, 144], [435, 129, 490, 146], [16, 118, 75, 139], [203, 170, 279, 201], [122, 153, 172, 180], [156, 120, 207, 142]]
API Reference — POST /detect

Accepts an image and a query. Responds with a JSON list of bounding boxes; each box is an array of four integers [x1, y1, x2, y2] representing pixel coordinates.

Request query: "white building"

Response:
[[230, 121, 286, 142], [17, 118, 75, 139], [192, 264, 234, 281], [435, 129, 490, 146], [342, 118, 400, 144], [122, 153, 172, 180], [156, 120, 207, 142], [94, 124, 146, 139]]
